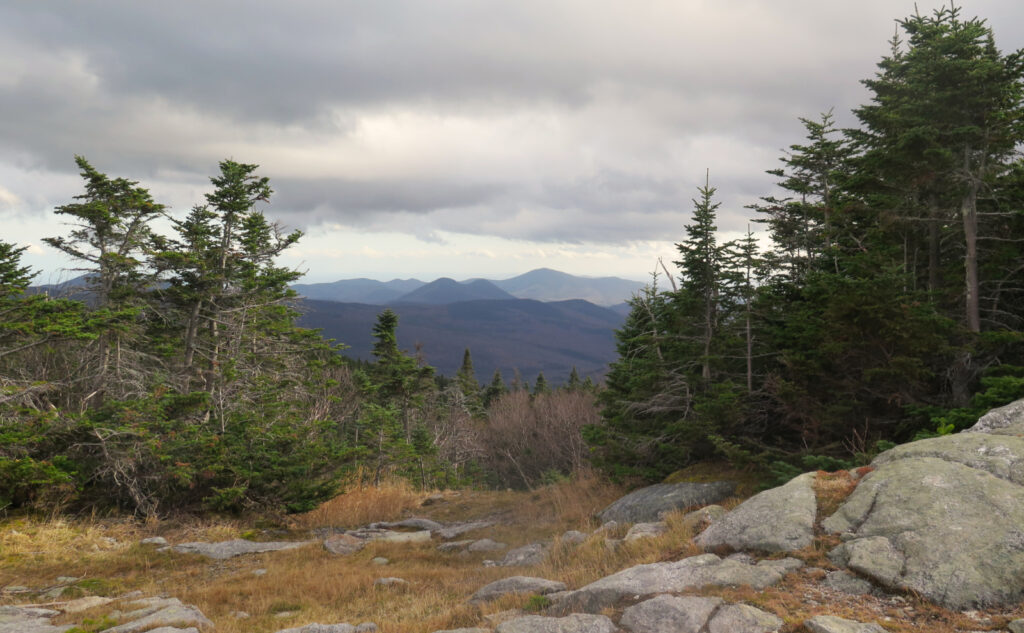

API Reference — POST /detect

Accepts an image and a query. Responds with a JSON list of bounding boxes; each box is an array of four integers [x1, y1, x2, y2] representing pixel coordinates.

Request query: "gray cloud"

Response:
[[2, 0, 1022, 261]]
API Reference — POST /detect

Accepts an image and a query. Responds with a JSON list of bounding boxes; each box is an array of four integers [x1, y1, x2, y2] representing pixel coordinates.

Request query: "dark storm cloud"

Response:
[[2, 1, 1022, 249]]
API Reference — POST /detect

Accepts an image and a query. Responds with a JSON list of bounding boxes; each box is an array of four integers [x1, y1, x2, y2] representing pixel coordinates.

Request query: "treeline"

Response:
[[588, 6, 1024, 481], [0, 158, 597, 516]]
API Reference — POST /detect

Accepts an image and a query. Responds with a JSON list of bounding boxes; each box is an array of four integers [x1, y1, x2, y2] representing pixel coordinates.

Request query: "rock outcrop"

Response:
[[695, 471, 816, 552], [172, 539, 315, 559], [598, 481, 735, 524], [824, 426, 1024, 608], [549, 553, 800, 615], [470, 576, 567, 603]]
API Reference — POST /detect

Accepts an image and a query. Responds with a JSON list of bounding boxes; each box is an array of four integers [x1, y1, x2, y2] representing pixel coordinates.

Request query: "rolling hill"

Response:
[[296, 297, 625, 382], [290, 268, 645, 307]]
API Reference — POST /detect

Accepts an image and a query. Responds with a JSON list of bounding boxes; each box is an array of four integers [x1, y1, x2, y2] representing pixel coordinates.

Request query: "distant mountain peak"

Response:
[[290, 268, 644, 306], [395, 277, 516, 304]]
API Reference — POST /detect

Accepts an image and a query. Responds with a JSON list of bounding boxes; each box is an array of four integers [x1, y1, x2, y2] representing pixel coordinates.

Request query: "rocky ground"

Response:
[[5, 398, 1024, 633]]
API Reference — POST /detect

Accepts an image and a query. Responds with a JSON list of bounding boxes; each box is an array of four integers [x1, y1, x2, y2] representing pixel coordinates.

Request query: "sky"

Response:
[[2, 2, 1023, 284]]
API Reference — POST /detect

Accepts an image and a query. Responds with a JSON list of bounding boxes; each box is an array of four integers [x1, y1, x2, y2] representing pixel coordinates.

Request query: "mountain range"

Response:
[[29, 268, 645, 382], [291, 268, 644, 308], [292, 268, 646, 380], [296, 298, 624, 381]]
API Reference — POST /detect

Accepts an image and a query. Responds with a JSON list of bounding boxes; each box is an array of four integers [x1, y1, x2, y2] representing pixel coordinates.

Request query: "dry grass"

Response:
[[290, 475, 424, 530], [813, 469, 859, 522], [5, 467, 1023, 633]]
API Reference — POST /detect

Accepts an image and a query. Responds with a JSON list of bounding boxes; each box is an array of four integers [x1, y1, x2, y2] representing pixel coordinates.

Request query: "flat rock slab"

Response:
[[498, 543, 546, 566], [471, 576, 567, 603], [0, 606, 72, 633], [371, 530, 432, 544], [275, 624, 356, 633], [598, 481, 736, 524], [172, 539, 315, 559], [496, 613, 617, 633], [696, 472, 816, 553], [105, 604, 214, 633], [824, 434, 1024, 609], [374, 577, 408, 587], [438, 520, 496, 540], [804, 615, 886, 633], [57, 596, 114, 613], [370, 518, 444, 532], [549, 553, 800, 615]]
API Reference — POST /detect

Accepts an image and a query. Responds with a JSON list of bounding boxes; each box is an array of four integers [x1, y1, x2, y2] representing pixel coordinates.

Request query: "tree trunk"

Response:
[[961, 174, 980, 333]]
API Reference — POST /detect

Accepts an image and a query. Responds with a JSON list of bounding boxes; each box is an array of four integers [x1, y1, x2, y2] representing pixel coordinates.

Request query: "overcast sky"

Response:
[[2, 1, 1022, 283]]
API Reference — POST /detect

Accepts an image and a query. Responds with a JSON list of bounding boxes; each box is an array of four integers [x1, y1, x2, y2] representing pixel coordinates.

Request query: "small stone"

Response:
[[141, 537, 169, 547], [706, 603, 783, 633], [438, 540, 473, 553], [371, 557, 389, 566], [422, 493, 446, 506], [253, 568, 268, 576], [624, 522, 668, 542], [824, 570, 876, 595], [55, 576, 79, 584], [681, 505, 726, 531], [276, 611, 299, 618], [231, 611, 251, 618], [498, 543, 546, 566], [324, 534, 366, 556], [374, 577, 408, 587], [468, 538, 507, 552], [560, 530, 587, 545], [1009, 619, 1024, 633]]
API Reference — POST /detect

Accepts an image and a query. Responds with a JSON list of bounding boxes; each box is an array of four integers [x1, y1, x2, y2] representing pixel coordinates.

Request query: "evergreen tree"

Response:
[[533, 372, 550, 396], [853, 6, 1024, 332], [483, 368, 507, 407], [455, 348, 481, 413], [566, 367, 582, 391]]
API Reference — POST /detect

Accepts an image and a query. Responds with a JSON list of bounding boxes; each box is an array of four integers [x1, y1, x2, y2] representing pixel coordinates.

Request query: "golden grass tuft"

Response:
[[290, 474, 425, 530], [813, 469, 858, 523]]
